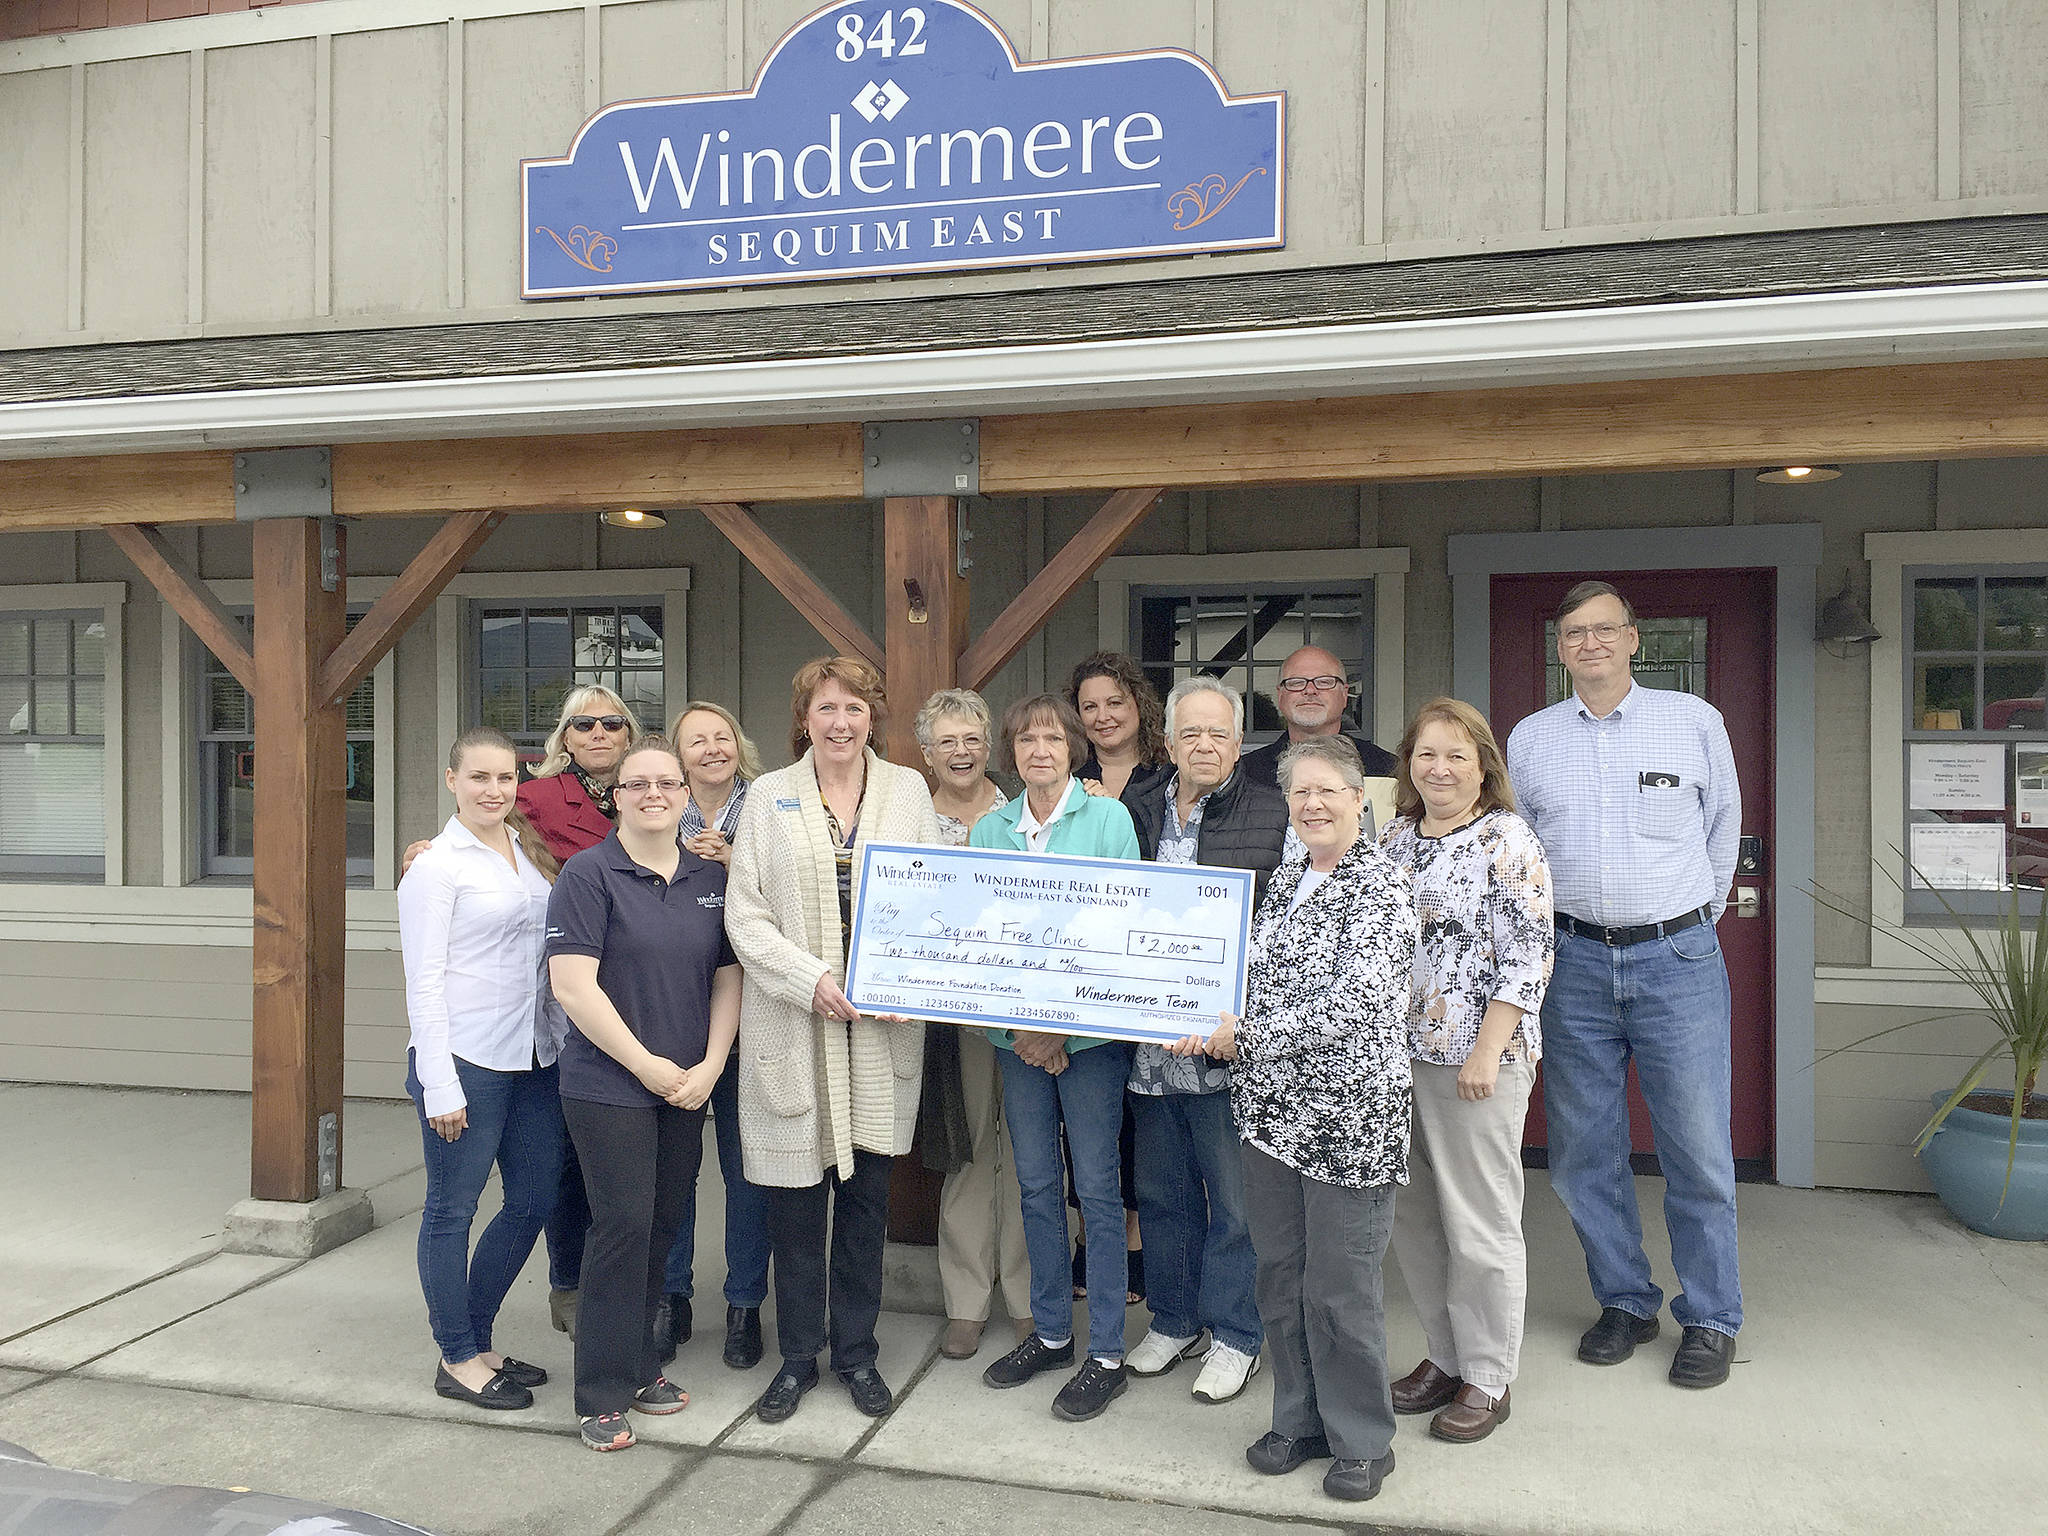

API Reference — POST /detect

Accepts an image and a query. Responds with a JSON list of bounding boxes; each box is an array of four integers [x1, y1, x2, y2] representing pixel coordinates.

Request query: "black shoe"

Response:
[[840, 1365, 893, 1417], [433, 1363, 532, 1411], [754, 1359, 819, 1424], [724, 1305, 764, 1371], [1668, 1326, 1736, 1389], [1245, 1430, 1332, 1476], [1577, 1306, 1660, 1365], [982, 1334, 1076, 1389], [654, 1293, 692, 1364], [493, 1356, 548, 1389], [1050, 1358, 1127, 1422], [1323, 1451, 1395, 1502]]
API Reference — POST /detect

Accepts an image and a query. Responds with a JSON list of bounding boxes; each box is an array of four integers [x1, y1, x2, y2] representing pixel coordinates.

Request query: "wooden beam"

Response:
[[332, 422, 863, 516], [317, 509, 505, 709], [0, 449, 237, 532], [958, 487, 1163, 691], [104, 522, 257, 693], [697, 500, 884, 673], [250, 517, 349, 1204]]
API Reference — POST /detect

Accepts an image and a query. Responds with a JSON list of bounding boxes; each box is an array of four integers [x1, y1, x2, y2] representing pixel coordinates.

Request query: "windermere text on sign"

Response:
[[521, 0, 1285, 298]]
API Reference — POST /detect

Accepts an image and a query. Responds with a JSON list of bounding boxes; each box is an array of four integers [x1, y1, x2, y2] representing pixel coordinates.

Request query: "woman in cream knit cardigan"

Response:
[[724, 656, 941, 1427]]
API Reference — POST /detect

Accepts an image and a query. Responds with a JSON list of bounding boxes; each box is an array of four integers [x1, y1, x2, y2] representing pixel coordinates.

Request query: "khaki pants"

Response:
[[936, 1030, 1032, 1323], [1391, 1056, 1534, 1396]]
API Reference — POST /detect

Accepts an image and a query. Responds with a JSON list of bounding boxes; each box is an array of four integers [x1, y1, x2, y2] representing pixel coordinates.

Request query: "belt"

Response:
[[1556, 906, 1710, 948]]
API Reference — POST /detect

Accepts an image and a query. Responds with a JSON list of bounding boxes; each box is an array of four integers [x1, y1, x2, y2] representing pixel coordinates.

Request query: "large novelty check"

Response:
[[845, 842, 1255, 1044]]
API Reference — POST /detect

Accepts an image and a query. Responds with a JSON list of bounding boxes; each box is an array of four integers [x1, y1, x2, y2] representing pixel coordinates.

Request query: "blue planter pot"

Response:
[[1919, 1091, 2048, 1242]]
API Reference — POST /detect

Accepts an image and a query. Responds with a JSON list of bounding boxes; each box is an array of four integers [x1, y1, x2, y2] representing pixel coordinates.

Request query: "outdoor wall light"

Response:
[[1816, 572, 1882, 655], [1756, 465, 1842, 485], [600, 506, 668, 528]]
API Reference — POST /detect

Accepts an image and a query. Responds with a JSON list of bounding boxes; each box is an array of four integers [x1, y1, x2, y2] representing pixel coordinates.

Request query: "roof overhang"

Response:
[[4, 278, 2048, 460]]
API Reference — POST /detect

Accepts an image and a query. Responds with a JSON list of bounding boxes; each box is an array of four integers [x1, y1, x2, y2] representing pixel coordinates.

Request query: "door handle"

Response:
[[1733, 885, 1762, 918]]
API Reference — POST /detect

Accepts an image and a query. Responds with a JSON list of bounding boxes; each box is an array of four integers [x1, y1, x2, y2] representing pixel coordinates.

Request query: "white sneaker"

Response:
[[1191, 1340, 1262, 1404], [1125, 1327, 1209, 1378]]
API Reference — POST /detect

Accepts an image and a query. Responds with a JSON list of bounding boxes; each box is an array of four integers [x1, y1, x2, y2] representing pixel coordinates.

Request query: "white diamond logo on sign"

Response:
[[522, 0, 1285, 297], [852, 79, 910, 123]]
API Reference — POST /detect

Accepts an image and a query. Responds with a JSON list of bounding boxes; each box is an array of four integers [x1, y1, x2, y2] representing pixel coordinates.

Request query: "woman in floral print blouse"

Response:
[[1377, 697, 1554, 1448], [1169, 734, 1416, 1506]]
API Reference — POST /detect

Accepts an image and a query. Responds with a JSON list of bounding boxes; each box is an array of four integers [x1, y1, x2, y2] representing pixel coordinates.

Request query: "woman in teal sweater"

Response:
[[969, 693, 1142, 1424]]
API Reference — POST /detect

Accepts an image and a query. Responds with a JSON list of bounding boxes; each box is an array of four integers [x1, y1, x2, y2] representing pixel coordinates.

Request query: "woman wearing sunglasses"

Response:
[[547, 737, 742, 1452]]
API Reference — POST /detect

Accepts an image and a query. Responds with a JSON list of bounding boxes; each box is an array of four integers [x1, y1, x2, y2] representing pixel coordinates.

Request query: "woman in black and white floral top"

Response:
[[1377, 697, 1553, 1448], [1170, 734, 1415, 1506]]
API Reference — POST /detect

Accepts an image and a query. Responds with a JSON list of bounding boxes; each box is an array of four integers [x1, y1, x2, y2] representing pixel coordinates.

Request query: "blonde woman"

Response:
[[725, 657, 940, 1424]]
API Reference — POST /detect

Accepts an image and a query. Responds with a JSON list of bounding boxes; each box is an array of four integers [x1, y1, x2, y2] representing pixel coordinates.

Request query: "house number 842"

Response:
[[837, 8, 929, 60]]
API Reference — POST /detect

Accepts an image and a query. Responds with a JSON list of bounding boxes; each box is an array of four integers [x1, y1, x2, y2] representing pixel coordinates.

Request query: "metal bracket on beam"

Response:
[[957, 502, 975, 576], [233, 447, 334, 524], [862, 419, 979, 498]]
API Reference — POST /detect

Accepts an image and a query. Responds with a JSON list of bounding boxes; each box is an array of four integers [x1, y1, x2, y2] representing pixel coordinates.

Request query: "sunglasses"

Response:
[[567, 715, 629, 733]]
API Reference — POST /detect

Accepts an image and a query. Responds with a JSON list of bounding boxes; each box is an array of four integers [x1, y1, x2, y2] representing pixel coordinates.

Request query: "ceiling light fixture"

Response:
[[1756, 465, 1842, 485], [600, 507, 667, 528]]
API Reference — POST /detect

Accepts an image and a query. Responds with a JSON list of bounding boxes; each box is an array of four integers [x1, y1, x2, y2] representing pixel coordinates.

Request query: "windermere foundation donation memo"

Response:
[[845, 843, 1254, 1045]]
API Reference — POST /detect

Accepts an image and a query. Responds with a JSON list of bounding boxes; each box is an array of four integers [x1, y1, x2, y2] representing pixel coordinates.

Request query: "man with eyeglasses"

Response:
[[1504, 581, 1743, 1391], [1239, 648, 1398, 827], [1117, 676, 1288, 1407]]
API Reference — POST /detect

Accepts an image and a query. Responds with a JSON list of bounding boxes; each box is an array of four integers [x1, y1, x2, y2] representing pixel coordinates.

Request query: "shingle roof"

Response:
[[3, 214, 2045, 406]]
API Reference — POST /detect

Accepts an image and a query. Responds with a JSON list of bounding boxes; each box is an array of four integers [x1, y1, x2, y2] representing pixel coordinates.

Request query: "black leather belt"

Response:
[[1556, 906, 1710, 947]]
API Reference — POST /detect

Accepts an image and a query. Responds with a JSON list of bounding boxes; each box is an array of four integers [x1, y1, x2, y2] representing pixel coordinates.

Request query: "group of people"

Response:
[[396, 578, 1745, 1504]]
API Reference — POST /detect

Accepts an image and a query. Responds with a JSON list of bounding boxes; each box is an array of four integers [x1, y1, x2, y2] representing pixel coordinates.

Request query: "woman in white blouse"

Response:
[[398, 726, 564, 1413], [1378, 698, 1554, 1445]]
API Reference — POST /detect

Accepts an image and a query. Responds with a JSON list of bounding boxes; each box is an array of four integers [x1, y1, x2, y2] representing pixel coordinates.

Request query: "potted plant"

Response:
[[1810, 864, 2048, 1241]]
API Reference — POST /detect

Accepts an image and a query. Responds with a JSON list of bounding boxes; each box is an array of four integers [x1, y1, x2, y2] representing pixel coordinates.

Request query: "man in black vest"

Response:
[[1117, 676, 1289, 1406], [1238, 647, 1398, 812]]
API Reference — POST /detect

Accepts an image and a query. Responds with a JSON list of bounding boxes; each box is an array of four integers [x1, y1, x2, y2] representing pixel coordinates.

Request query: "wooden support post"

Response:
[[698, 501, 885, 672], [957, 487, 1163, 691], [103, 523, 257, 692], [250, 518, 349, 1203]]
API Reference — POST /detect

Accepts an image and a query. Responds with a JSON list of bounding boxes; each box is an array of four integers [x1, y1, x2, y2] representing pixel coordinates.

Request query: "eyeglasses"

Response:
[[1560, 623, 1632, 648], [567, 714, 629, 733], [1277, 675, 1349, 693], [616, 777, 684, 796]]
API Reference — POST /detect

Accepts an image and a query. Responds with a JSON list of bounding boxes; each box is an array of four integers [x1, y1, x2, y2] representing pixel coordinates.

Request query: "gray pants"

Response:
[[1242, 1140, 1397, 1460]]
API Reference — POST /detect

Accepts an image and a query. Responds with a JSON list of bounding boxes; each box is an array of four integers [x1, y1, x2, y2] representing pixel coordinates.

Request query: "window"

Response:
[[1901, 565, 2048, 917], [198, 615, 376, 881], [0, 611, 106, 878], [472, 602, 666, 755], [1130, 585, 1369, 739], [1544, 616, 1710, 706]]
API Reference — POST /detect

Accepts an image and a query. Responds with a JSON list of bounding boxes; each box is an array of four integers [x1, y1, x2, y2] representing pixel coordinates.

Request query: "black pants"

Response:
[[766, 1149, 892, 1374], [560, 1096, 705, 1417]]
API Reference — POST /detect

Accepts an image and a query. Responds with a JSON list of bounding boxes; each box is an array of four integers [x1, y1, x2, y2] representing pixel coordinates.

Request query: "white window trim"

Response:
[[433, 569, 694, 821], [1866, 528, 2048, 972], [0, 581, 127, 886], [1094, 549, 1410, 749], [159, 577, 397, 892]]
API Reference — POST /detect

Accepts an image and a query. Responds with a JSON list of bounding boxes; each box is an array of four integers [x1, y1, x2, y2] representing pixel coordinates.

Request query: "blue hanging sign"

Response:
[[522, 0, 1284, 298]]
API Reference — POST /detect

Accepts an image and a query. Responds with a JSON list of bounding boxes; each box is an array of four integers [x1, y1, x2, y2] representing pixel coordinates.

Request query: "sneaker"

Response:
[[982, 1334, 1075, 1390], [1125, 1327, 1207, 1379], [631, 1375, 688, 1415], [1191, 1340, 1262, 1404], [579, 1412, 635, 1452], [1050, 1358, 1128, 1422]]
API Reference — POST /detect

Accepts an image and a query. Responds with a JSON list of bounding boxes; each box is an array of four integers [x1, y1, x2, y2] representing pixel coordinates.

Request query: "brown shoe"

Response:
[[1390, 1359, 1463, 1415], [940, 1318, 985, 1359], [1011, 1316, 1036, 1344], [1430, 1383, 1510, 1443]]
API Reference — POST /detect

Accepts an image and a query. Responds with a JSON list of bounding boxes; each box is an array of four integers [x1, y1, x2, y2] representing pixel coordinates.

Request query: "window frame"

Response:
[[465, 598, 671, 755], [0, 583, 126, 885]]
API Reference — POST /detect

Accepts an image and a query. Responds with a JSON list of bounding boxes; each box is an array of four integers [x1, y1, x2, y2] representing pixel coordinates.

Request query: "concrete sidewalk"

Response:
[[1, 1082, 2043, 1536]]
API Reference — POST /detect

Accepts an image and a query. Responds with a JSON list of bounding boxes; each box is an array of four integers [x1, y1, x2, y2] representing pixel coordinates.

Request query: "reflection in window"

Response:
[[1132, 587, 1367, 737], [1545, 616, 1709, 708], [473, 603, 666, 755], [0, 611, 107, 878]]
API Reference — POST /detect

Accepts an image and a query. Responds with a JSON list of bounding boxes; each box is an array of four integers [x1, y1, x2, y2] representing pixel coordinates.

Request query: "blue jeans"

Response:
[[1540, 921, 1744, 1336], [999, 1040, 1134, 1360], [1129, 1088, 1263, 1355], [406, 1051, 565, 1362], [661, 1061, 772, 1307]]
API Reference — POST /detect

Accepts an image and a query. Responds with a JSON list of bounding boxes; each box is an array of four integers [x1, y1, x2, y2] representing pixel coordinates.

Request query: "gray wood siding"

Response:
[[5, 0, 2043, 346]]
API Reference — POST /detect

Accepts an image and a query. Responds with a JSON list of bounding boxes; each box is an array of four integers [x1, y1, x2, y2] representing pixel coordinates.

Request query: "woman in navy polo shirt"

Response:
[[546, 737, 742, 1453]]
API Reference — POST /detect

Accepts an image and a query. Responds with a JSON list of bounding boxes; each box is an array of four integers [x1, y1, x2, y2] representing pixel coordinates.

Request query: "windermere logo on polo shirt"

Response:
[[521, 0, 1284, 298], [697, 892, 725, 909]]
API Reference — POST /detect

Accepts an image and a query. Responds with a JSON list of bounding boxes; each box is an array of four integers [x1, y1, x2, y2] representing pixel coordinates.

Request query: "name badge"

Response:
[[776, 797, 802, 811]]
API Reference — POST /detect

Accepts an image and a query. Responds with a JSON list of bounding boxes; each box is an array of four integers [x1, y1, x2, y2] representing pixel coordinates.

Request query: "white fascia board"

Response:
[[4, 280, 2048, 458]]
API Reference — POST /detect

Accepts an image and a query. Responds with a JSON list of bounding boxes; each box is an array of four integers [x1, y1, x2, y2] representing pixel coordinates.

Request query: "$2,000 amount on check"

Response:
[[844, 842, 1254, 1045]]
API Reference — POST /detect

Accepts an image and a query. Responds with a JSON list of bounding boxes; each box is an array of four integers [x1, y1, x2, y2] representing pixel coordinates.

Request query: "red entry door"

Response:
[[1490, 570, 1776, 1176]]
